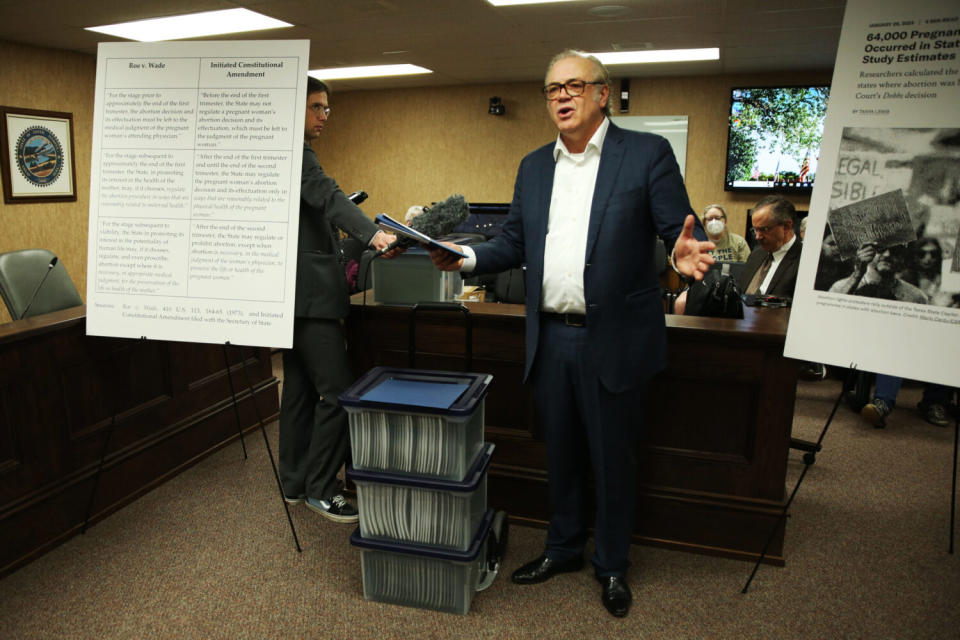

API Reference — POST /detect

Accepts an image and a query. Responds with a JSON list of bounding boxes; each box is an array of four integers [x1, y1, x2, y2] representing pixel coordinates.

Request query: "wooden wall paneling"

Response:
[[346, 298, 794, 564], [0, 307, 280, 576], [0, 325, 74, 496], [0, 345, 40, 488]]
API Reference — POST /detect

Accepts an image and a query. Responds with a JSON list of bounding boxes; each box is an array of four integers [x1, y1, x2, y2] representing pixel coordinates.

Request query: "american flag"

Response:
[[799, 155, 810, 182]]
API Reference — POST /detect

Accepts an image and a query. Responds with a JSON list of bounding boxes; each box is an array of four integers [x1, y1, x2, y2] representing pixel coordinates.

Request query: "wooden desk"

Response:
[[0, 306, 279, 576], [346, 296, 797, 564]]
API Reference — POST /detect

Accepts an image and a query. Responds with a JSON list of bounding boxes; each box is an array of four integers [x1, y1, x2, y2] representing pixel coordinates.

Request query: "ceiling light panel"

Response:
[[487, 0, 581, 6], [309, 64, 433, 80], [85, 9, 292, 42], [593, 48, 719, 64]]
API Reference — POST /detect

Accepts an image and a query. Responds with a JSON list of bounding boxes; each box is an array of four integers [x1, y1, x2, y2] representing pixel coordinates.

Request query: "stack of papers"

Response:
[[375, 213, 467, 258], [359, 483, 476, 549], [351, 411, 470, 477], [365, 550, 462, 611]]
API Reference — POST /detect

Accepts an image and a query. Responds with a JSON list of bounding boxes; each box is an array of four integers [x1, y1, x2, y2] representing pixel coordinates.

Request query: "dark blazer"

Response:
[[472, 122, 698, 393], [296, 143, 378, 318], [737, 239, 802, 298]]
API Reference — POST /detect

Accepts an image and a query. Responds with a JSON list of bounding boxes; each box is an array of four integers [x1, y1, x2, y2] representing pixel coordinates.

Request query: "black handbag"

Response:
[[683, 266, 744, 319]]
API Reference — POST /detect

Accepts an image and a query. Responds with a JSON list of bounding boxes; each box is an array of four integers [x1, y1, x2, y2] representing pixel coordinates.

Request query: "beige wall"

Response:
[[0, 39, 830, 324], [317, 68, 831, 242], [0, 41, 95, 323]]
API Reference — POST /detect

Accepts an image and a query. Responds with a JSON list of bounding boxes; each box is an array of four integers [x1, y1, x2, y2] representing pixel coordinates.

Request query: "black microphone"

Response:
[[375, 194, 470, 257], [20, 256, 58, 319], [347, 190, 368, 205]]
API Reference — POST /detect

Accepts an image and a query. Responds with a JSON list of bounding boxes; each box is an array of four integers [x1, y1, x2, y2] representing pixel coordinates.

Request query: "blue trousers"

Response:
[[529, 316, 643, 577], [874, 374, 952, 406]]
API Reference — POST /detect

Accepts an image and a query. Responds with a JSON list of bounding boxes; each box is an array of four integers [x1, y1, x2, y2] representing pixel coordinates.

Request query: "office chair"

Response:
[[656, 237, 685, 314], [493, 267, 525, 304], [340, 237, 372, 293], [790, 435, 822, 464], [0, 249, 83, 320], [356, 249, 376, 293]]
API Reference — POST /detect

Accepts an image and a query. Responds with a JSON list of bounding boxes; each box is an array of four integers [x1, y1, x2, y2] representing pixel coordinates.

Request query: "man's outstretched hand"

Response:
[[428, 241, 465, 271], [673, 214, 716, 281]]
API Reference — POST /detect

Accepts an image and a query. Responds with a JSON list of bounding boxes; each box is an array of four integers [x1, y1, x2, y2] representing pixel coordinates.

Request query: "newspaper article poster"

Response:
[[86, 40, 309, 348], [785, 0, 960, 387]]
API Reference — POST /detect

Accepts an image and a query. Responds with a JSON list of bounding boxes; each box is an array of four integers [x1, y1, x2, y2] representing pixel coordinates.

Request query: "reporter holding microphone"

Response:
[[278, 77, 399, 523]]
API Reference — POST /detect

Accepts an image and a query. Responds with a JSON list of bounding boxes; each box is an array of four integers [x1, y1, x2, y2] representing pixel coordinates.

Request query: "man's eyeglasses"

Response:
[[753, 224, 782, 234], [542, 80, 605, 100], [309, 103, 331, 117]]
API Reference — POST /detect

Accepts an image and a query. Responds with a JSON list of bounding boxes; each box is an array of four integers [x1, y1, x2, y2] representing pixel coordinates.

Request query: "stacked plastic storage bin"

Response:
[[340, 366, 504, 615]]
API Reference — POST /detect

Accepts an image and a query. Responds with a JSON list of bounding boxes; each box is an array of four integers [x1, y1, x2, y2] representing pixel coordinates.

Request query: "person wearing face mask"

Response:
[[701, 204, 750, 263]]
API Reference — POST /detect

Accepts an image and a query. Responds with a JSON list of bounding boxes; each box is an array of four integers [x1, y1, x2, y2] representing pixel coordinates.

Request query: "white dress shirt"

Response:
[[760, 234, 796, 295], [460, 117, 609, 315]]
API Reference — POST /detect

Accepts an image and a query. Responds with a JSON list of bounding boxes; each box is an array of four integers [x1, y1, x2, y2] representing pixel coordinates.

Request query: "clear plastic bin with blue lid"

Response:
[[371, 245, 464, 305], [348, 442, 494, 551], [339, 367, 492, 482], [350, 509, 506, 615]]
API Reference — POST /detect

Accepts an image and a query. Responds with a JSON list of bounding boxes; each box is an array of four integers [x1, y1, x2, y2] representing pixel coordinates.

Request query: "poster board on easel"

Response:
[[85, 39, 310, 349], [784, 0, 960, 387]]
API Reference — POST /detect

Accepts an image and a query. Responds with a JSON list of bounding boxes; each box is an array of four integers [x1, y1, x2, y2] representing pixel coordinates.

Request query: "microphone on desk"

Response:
[[19, 256, 58, 320], [374, 194, 470, 257]]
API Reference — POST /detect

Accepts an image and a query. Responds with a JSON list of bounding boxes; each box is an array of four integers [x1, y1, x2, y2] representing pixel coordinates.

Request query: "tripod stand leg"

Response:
[[222, 344, 248, 460], [950, 398, 957, 555], [82, 412, 118, 534], [82, 337, 145, 534], [228, 343, 301, 553], [742, 377, 848, 593], [742, 464, 809, 593]]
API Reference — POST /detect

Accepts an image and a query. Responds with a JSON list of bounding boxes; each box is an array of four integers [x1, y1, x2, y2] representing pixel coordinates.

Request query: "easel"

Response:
[[81, 337, 301, 553], [222, 341, 301, 552], [949, 388, 958, 555], [742, 367, 959, 593], [741, 365, 852, 593]]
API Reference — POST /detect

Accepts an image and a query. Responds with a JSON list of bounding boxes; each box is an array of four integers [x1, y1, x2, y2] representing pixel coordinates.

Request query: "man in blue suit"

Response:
[[430, 50, 714, 617]]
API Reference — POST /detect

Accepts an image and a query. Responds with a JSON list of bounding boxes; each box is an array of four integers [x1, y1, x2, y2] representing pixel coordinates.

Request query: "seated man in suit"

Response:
[[738, 195, 801, 298], [673, 195, 799, 314]]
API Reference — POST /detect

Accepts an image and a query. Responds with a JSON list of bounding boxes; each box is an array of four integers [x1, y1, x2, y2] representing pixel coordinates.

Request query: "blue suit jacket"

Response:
[[473, 122, 699, 393]]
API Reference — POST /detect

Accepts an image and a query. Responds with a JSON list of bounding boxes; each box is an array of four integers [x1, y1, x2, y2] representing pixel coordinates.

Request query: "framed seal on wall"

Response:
[[1, 106, 77, 204]]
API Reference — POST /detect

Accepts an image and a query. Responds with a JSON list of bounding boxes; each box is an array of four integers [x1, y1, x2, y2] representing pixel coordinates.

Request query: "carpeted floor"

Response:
[[1, 364, 958, 639]]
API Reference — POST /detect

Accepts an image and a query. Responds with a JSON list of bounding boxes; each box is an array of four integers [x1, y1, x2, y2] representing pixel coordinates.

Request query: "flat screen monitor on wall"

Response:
[[724, 86, 830, 194]]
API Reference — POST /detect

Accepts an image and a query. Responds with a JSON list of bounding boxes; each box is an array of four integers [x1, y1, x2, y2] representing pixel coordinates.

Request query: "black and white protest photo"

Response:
[[814, 127, 960, 307]]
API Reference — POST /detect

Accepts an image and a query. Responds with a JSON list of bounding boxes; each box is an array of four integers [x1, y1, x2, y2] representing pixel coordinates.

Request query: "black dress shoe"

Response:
[[598, 576, 632, 617], [511, 554, 583, 584]]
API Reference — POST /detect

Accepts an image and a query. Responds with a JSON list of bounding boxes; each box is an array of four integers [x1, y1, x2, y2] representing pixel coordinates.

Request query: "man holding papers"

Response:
[[429, 51, 713, 617], [279, 77, 397, 523]]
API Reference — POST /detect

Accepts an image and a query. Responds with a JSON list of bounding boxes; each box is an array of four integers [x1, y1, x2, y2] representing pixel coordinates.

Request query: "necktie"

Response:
[[746, 253, 773, 295]]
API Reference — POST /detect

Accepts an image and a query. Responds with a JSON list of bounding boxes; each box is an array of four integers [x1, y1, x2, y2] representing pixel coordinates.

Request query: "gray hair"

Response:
[[545, 49, 612, 117]]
